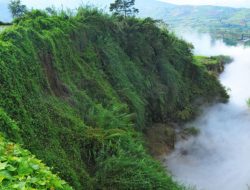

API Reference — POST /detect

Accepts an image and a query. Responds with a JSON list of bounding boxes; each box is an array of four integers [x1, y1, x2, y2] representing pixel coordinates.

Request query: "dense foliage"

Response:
[[0, 8, 228, 189], [0, 132, 72, 189], [194, 55, 233, 75]]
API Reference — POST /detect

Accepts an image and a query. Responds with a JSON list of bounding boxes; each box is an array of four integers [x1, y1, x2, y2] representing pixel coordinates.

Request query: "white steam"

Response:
[[165, 33, 250, 190]]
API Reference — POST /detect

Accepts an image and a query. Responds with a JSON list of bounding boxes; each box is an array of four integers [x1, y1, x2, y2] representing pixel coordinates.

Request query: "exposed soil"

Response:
[[39, 51, 70, 97], [144, 123, 177, 159]]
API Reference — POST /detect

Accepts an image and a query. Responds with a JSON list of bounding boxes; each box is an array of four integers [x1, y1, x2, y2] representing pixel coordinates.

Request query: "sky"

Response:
[[160, 0, 250, 8], [0, 0, 112, 9], [0, 0, 113, 21], [22, 0, 112, 9], [1, 0, 250, 10], [18, 0, 250, 9], [1, 0, 250, 22]]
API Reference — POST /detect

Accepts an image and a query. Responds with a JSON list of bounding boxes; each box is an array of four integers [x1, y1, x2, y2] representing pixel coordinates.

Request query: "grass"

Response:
[[194, 55, 232, 76]]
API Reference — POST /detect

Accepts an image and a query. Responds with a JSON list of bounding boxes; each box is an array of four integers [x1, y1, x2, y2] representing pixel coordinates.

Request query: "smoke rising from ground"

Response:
[[166, 33, 250, 190]]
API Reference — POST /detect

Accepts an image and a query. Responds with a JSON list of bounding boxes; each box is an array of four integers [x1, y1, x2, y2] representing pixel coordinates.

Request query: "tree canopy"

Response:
[[110, 0, 139, 17], [8, 0, 27, 18]]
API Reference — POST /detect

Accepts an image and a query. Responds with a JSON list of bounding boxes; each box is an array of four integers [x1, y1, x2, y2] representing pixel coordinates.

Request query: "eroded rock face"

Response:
[[144, 123, 177, 158]]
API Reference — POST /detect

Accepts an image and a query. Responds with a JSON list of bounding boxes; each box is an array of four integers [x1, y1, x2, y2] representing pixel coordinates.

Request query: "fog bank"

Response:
[[166, 33, 250, 190]]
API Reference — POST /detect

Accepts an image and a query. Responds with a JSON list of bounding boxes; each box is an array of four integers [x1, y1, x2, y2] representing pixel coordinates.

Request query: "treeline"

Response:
[[0, 21, 11, 25]]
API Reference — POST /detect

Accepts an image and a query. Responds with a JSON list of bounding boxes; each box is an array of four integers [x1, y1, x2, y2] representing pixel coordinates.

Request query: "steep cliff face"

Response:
[[0, 9, 228, 189]]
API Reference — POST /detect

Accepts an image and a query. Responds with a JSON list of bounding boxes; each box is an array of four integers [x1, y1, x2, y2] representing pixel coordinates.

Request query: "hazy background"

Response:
[[2, 0, 250, 22], [160, 0, 250, 8], [166, 33, 250, 190], [1, 0, 250, 8], [0, 0, 113, 21]]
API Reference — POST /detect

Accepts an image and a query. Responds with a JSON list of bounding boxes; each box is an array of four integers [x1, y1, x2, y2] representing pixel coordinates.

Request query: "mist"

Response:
[[165, 33, 250, 190]]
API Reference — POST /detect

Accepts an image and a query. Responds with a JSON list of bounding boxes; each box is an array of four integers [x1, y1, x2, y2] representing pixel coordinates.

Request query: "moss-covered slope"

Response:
[[0, 8, 228, 189], [194, 55, 233, 76]]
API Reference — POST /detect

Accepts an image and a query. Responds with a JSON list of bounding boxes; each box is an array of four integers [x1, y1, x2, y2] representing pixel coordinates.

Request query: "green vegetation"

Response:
[[194, 55, 233, 75], [0, 7, 228, 189], [0, 133, 72, 189], [183, 127, 200, 137], [0, 21, 11, 25], [0, 23, 11, 33], [0, 21, 12, 33], [247, 98, 250, 107]]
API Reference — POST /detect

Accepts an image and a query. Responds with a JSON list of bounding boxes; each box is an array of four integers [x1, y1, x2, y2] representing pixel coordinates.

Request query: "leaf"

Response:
[[17, 161, 33, 176], [30, 163, 39, 170], [37, 180, 46, 186], [0, 176, 4, 183], [0, 162, 7, 170], [6, 164, 17, 172], [29, 177, 39, 184], [0, 170, 12, 181], [12, 181, 26, 190]]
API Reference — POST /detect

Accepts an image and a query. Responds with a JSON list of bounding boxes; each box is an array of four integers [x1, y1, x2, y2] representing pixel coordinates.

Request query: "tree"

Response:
[[45, 6, 57, 15], [110, 0, 139, 17], [8, 0, 27, 19]]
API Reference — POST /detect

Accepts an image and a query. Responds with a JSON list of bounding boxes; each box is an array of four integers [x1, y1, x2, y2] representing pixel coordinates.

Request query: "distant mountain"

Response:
[[0, 2, 11, 22], [136, 0, 174, 18], [136, 0, 250, 46]]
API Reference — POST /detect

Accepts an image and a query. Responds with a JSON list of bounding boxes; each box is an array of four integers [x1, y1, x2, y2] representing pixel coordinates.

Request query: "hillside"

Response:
[[138, 0, 250, 46], [0, 8, 228, 189]]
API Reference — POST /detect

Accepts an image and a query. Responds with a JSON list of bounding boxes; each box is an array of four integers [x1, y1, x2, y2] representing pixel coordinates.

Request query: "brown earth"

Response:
[[144, 123, 177, 159]]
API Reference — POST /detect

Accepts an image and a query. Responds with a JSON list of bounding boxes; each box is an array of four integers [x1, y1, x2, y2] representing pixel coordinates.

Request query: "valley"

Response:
[[167, 33, 250, 190], [137, 0, 250, 46]]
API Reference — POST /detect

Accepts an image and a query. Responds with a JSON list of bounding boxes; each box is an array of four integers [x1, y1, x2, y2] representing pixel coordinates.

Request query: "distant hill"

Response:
[[136, 0, 250, 46], [136, 0, 174, 18]]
